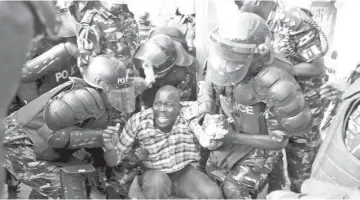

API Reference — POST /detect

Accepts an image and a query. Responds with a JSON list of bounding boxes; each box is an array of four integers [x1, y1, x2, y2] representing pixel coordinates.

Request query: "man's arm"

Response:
[[222, 123, 289, 150], [231, 133, 289, 150], [294, 57, 325, 80], [103, 114, 138, 167]]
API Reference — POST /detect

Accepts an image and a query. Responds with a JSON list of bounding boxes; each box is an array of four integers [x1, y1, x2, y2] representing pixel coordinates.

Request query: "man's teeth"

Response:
[[158, 116, 167, 121]]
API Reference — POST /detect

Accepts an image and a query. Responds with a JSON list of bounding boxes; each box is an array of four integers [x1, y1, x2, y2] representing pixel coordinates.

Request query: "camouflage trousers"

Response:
[[207, 148, 280, 199], [267, 126, 322, 193], [3, 116, 62, 199]]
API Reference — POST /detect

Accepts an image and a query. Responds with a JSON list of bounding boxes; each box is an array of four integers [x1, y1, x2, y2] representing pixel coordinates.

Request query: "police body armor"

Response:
[[272, 8, 329, 130], [139, 25, 153, 41], [311, 79, 360, 187], [22, 39, 81, 95], [10, 78, 107, 199], [205, 55, 307, 169]]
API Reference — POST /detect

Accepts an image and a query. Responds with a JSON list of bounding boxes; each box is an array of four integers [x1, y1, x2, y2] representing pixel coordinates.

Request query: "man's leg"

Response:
[[139, 170, 172, 199], [286, 135, 321, 193], [171, 164, 223, 199]]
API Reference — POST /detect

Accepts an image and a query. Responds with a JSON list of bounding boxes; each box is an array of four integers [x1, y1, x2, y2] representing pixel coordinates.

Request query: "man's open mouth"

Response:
[[156, 115, 169, 124]]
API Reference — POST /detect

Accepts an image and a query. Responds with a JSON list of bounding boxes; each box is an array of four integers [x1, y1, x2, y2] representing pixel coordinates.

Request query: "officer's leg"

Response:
[[223, 176, 251, 199], [286, 135, 321, 193], [267, 151, 285, 194], [4, 118, 61, 199], [223, 150, 275, 199], [5, 144, 62, 199]]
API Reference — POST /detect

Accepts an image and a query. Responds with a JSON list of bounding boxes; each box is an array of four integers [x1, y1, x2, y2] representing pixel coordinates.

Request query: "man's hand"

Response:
[[190, 120, 224, 150], [102, 123, 120, 152], [203, 114, 228, 130], [134, 147, 149, 161], [320, 80, 350, 102], [215, 124, 235, 144]]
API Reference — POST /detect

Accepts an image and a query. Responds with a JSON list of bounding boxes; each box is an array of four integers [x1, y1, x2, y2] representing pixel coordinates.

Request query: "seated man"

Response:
[[134, 28, 197, 108], [103, 85, 223, 199], [267, 78, 360, 199]]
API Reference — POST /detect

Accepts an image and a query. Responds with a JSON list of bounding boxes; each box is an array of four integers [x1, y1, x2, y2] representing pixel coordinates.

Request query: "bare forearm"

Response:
[[232, 133, 288, 150], [294, 63, 324, 79], [294, 57, 325, 80]]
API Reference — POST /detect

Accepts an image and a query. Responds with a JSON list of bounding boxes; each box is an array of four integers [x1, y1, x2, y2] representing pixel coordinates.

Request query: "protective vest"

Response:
[[38, 55, 80, 95], [12, 80, 77, 161], [311, 79, 360, 187], [208, 57, 297, 169]]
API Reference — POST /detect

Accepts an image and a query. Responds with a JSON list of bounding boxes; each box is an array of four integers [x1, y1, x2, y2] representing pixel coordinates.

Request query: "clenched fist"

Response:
[[102, 123, 120, 151]]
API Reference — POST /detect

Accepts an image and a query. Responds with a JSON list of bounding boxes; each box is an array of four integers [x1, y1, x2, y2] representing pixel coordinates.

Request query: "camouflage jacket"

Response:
[[167, 15, 195, 55], [77, 8, 141, 69]]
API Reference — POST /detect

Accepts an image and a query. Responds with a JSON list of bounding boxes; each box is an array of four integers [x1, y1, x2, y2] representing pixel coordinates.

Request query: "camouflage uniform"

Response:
[[167, 14, 196, 56], [77, 7, 141, 71], [138, 24, 154, 41], [268, 7, 328, 193]]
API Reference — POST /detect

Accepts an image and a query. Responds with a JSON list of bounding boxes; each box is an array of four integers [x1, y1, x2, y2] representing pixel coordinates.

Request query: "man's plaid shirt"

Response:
[[114, 107, 201, 173]]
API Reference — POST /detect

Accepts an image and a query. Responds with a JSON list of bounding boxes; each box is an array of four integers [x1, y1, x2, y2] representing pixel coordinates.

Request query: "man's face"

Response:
[[153, 91, 180, 131]]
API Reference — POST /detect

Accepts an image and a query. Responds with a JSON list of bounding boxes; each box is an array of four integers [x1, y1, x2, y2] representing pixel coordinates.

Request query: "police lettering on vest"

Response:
[[222, 96, 254, 115], [55, 64, 77, 82]]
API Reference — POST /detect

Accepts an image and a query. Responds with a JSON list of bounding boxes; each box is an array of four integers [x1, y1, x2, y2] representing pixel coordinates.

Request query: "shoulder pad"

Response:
[[253, 66, 298, 99], [271, 54, 295, 76], [44, 87, 106, 131], [274, 53, 292, 65], [252, 67, 312, 134], [80, 10, 97, 26]]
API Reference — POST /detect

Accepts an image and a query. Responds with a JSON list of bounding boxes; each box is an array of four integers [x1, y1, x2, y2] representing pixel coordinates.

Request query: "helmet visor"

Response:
[[206, 33, 254, 86], [101, 78, 136, 113]]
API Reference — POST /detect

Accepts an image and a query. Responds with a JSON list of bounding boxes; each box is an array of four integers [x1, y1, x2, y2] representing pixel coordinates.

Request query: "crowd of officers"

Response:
[[2, 0, 352, 199]]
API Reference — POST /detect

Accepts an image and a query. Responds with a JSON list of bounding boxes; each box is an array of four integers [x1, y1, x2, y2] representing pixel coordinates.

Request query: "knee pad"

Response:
[[60, 171, 88, 199], [60, 164, 95, 199], [223, 177, 251, 199]]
